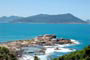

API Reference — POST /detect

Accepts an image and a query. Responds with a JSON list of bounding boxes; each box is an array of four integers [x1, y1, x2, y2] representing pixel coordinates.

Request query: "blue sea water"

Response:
[[0, 24, 90, 57]]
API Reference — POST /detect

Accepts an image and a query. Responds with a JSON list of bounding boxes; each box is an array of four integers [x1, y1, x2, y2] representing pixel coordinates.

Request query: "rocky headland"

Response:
[[0, 34, 79, 57]]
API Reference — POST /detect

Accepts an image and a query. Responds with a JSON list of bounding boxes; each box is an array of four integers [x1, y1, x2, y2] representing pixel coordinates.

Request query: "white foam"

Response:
[[71, 39, 80, 44], [19, 55, 34, 60], [45, 47, 76, 55], [19, 39, 80, 60], [38, 55, 49, 60], [54, 48, 76, 52], [45, 48, 55, 55], [56, 44, 72, 48], [19, 55, 49, 60], [44, 46, 55, 48]]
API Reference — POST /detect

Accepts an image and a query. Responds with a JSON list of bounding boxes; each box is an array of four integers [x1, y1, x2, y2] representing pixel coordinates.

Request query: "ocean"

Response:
[[0, 24, 90, 58]]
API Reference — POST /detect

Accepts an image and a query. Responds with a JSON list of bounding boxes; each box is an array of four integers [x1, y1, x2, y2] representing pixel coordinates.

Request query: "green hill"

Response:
[[53, 46, 90, 60]]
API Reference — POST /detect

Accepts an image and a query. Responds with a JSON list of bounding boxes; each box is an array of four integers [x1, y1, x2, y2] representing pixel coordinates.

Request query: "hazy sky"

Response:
[[0, 0, 90, 20]]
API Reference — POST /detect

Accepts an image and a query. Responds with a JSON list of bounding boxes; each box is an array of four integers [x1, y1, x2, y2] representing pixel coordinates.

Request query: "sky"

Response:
[[0, 0, 90, 20]]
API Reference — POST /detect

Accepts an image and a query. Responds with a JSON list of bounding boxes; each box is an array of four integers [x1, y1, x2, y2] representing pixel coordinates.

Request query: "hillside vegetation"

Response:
[[0, 46, 17, 60]]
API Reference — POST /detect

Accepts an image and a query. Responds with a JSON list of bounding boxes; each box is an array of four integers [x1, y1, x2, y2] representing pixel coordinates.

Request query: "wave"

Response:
[[19, 39, 80, 60], [19, 55, 48, 60], [45, 47, 76, 54], [19, 47, 76, 60], [71, 39, 80, 44], [54, 48, 76, 52], [19, 55, 34, 60]]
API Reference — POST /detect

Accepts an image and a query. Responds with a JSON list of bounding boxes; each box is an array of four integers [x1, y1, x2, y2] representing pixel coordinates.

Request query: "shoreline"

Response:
[[18, 39, 79, 60], [0, 34, 80, 60]]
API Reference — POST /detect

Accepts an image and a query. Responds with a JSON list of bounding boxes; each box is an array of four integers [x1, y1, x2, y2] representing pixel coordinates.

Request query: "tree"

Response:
[[34, 56, 40, 60], [0, 46, 17, 60]]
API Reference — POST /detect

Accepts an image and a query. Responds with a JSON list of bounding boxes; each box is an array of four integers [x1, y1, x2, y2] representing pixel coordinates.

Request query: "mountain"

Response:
[[0, 13, 87, 24], [0, 16, 23, 23], [86, 19, 90, 24]]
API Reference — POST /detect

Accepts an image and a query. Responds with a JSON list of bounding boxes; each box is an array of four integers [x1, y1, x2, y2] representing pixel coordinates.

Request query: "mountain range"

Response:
[[86, 20, 90, 24], [0, 13, 88, 24]]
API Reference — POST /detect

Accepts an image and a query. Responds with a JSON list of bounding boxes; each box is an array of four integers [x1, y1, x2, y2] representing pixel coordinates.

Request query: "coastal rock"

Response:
[[0, 34, 78, 57]]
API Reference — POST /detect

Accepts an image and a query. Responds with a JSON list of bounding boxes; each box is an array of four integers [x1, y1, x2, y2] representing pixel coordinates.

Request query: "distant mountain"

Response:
[[0, 16, 23, 23], [0, 13, 87, 24], [86, 19, 90, 24]]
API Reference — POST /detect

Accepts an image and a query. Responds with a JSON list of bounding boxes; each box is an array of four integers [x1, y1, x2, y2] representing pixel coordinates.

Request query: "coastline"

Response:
[[0, 34, 80, 60], [18, 39, 79, 60]]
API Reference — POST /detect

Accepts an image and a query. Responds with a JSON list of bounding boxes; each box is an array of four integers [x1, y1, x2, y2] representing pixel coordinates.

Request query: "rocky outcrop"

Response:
[[0, 34, 76, 52]]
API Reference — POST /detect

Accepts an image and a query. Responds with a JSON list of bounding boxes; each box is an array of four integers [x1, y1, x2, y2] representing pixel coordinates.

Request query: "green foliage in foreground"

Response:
[[34, 56, 40, 60], [0, 46, 17, 60], [53, 46, 90, 60]]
